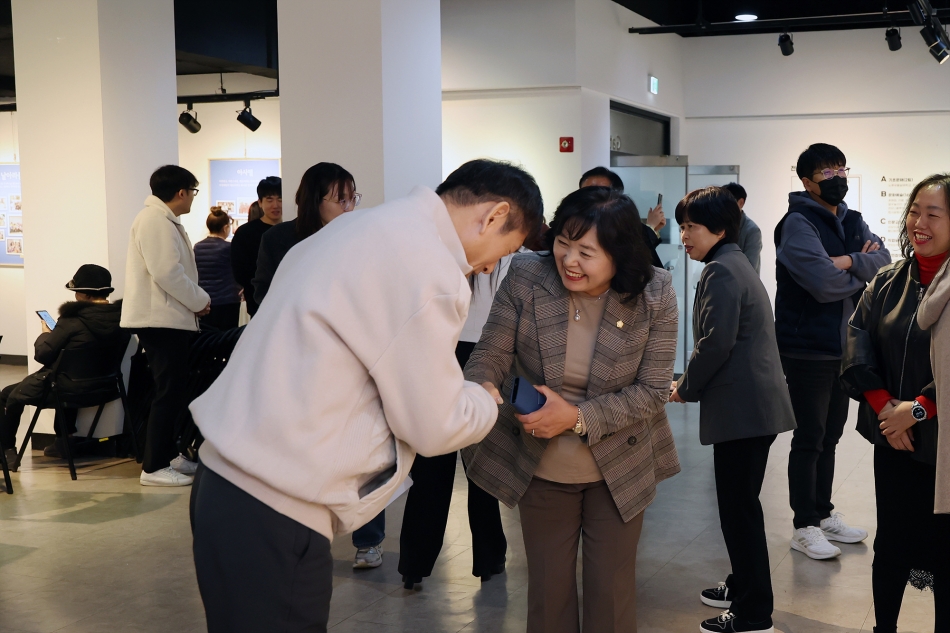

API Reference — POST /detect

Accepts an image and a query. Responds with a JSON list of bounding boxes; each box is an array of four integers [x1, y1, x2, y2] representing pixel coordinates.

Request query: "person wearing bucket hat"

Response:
[[0, 264, 126, 469]]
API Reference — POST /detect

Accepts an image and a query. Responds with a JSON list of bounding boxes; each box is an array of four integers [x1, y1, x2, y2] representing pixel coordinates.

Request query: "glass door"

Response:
[[612, 156, 688, 374]]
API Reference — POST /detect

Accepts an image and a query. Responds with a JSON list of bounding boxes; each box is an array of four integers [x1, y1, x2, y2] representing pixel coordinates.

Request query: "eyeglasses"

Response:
[[812, 167, 850, 180], [188, 188, 199, 195], [324, 192, 362, 211]]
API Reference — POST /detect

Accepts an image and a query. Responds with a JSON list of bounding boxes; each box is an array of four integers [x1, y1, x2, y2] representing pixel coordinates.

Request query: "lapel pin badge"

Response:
[[616, 320, 624, 328]]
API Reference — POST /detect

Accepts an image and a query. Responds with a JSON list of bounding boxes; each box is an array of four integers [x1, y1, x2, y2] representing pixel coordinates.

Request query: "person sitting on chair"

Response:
[[0, 264, 125, 468]]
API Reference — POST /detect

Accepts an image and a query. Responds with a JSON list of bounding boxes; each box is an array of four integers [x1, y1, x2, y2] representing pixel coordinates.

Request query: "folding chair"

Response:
[[14, 338, 139, 480]]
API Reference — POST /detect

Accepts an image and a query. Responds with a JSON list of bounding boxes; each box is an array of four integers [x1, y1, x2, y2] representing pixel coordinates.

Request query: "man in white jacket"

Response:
[[121, 165, 211, 487], [189, 160, 544, 632]]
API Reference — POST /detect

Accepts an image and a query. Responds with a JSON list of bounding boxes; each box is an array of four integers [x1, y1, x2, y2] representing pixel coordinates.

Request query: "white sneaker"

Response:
[[353, 545, 383, 569], [140, 466, 194, 487], [790, 526, 841, 560], [820, 512, 868, 544], [169, 454, 198, 475]]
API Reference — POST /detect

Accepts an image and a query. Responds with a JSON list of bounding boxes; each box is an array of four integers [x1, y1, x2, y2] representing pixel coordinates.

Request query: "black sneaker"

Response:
[[700, 611, 773, 633], [700, 582, 732, 608]]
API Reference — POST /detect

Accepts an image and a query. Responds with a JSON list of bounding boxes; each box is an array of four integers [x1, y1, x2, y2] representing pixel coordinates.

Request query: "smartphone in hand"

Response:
[[36, 310, 57, 330], [509, 376, 547, 415]]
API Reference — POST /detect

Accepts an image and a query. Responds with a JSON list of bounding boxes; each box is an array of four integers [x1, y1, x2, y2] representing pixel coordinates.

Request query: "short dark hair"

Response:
[[796, 143, 847, 181], [294, 163, 355, 240], [579, 166, 624, 192], [675, 186, 741, 244], [257, 176, 282, 200], [436, 159, 544, 237], [722, 182, 747, 203], [899, 173, 950, 259], [544, 187, 654, 302], [150, 165, 198, 203]]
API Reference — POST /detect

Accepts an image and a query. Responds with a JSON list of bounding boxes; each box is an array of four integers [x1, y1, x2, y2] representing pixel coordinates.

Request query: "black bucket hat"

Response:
[[65, 264, 114, 295]]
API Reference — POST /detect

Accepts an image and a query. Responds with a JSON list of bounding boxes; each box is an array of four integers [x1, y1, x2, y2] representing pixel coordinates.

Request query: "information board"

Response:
[[0, 163, 22, 267], [208, 159, 281, 229]]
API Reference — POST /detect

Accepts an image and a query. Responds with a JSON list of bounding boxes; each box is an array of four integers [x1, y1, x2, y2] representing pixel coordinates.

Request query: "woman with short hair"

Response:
[[844, 173, 950, 633], [670, 187, 796, 633], [463, 186, 680, 633]]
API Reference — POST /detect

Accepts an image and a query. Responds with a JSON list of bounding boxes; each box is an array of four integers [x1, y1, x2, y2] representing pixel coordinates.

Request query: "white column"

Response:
[[12, 0, 178, 438], [277, 0, 442, 211]]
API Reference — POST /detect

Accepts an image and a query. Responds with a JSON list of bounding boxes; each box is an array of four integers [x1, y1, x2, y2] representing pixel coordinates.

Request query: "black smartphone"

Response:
[[657, 193, 663, 206], [509, 376, 547, 415], [36, 310, 57, 330]]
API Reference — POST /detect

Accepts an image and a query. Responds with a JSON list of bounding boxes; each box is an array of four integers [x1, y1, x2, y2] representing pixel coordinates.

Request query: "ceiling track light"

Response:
[[236, 100, 262, 131], [909, 0, 934, 26], [178, 103, 201, 134], [886, 26, 902, 50], [778, 32, 794, 56], [921, 16, 950, 63]]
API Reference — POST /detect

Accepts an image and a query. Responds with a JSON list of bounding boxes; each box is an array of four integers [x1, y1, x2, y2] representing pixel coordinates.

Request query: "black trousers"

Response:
[[715, 434, 776, 623], [397, 451, 508, 578], [192, 464, 333, 633], [782, 356, 850, 528], [0, 383, 28, 449], [136, 328, 194, 473], [397, 340, 508, 579], [199, 303, 240, 331]]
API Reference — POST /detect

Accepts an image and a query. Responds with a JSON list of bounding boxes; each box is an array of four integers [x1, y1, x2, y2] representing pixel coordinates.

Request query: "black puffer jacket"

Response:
[[840, 259, 938, 465], [8, 300, 126, 406]]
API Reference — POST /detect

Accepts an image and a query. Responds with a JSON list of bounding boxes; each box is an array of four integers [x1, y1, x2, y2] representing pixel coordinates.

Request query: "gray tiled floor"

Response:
[[0, 373, 940, 632]]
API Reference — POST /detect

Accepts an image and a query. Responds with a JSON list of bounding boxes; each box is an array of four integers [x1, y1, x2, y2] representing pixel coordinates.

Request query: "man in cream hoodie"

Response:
[[121, 165, 210, 487], [190, 160, 544, 632]]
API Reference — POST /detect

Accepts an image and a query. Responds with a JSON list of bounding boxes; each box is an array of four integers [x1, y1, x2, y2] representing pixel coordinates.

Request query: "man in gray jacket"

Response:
[[723, 182, 762, 274], [775, 144, 890, 560]]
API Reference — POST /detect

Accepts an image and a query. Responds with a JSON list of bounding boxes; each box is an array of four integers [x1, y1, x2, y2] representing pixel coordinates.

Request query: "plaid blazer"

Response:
[[462, 252, 681, 523]]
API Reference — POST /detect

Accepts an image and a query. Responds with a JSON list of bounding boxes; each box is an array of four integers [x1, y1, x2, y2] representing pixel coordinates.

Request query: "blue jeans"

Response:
[[352, 510, 385, 548]]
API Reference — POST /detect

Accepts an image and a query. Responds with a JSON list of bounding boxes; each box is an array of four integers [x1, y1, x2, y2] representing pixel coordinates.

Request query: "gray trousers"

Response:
[[519, 477, 644, 633]]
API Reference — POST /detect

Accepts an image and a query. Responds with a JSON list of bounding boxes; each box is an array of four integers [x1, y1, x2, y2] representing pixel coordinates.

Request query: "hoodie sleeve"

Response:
[[777, 214, 867, 303], [848, 220, 891, 283], [370, 292, 499, 458], [136, 213, 210, 313]]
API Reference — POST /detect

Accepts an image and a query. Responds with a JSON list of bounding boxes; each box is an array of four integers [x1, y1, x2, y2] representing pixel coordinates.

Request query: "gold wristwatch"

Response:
[[573, 407, 585, 435]]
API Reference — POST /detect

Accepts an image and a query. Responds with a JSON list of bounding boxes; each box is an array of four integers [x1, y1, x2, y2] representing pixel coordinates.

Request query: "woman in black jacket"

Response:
[[0, 265, 127, 467], [252, 163, 357, 306], [194, 208, 242, 330], [840, 174, 950, 633]]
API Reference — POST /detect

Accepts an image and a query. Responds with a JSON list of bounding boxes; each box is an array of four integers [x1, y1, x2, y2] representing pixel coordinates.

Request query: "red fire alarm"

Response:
[[559, 137, 574, 152]]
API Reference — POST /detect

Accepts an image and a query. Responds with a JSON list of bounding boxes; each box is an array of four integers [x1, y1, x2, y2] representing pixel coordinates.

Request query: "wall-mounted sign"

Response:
[[208, 158, 281, 229], [0, 163, 22, 267], [649, 75, 659, 95]]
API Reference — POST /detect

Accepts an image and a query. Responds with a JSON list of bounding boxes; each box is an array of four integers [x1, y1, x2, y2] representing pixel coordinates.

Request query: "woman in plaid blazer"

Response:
[[462, 186, 681, 633]]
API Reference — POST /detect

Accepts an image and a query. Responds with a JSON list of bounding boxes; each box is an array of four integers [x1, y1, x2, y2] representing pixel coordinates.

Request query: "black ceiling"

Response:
[[0, 0, 278, 100], [615, 0, 950, 35]]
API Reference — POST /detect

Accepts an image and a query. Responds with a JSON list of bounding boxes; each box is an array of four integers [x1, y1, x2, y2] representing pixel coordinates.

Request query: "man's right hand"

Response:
[[481, 382, 504, 405], [197, 301, 211, 317]]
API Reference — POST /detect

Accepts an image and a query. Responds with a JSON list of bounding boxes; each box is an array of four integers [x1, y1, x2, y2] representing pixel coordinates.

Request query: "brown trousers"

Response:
[[519, 477, 644, 633]]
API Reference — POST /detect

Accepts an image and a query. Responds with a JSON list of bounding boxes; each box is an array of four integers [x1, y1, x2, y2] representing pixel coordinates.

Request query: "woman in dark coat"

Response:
[[841, 174, 950, 633], [252, 163, 357, 306], [193, 207, 242, 330], [0, 265, 126, 467], [670, 187, 796, 633]]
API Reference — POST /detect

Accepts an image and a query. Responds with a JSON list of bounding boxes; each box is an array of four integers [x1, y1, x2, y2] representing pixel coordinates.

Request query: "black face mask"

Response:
[[817, 176, 848, 207]]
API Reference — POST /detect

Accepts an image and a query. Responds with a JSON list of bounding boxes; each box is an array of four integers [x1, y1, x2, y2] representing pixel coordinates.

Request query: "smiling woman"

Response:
[[462, 186, 679, 633], [841, 174, 950, 631]]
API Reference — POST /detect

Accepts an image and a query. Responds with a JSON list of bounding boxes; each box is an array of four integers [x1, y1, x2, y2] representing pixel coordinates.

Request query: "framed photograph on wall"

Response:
[[0, 164, 22, 266]]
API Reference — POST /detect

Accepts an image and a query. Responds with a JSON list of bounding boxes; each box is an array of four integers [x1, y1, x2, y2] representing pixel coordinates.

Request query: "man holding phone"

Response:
[[0, 265, 124, 468]]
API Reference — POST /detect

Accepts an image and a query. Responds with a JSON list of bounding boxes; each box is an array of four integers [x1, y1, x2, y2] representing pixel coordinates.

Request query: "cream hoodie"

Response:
[[191, 187, 499, 540], [120, 196, 210, 331], [917, 255, 950, 514]]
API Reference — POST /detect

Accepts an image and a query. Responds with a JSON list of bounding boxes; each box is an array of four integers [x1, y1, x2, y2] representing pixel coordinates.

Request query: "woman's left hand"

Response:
[[516, 386, 577, 439], [669, 382, 685, 403], [878, 400, 918, 437]]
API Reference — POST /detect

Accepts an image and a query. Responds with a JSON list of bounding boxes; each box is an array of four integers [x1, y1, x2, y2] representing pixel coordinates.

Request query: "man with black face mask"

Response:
[[774, 143, 890, 563]]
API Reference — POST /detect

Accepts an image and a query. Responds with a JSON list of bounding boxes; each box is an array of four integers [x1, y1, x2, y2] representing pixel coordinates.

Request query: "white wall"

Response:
[[681, 28, 950, 300], [443, 89, 584, 218], [0, 111, 22, 358]]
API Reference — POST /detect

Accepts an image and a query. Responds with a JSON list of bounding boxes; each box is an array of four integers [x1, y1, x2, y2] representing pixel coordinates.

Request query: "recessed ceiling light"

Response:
[[736, 14, 758, 21]]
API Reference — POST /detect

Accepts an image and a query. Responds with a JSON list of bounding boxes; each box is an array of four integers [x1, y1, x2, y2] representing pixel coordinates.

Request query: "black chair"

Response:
[[14, 339, 139, 480], [0, 334, 12, 494]]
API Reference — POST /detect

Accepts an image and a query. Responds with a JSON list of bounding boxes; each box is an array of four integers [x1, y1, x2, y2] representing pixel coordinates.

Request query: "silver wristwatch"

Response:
[[911, 400, 928, 422]]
